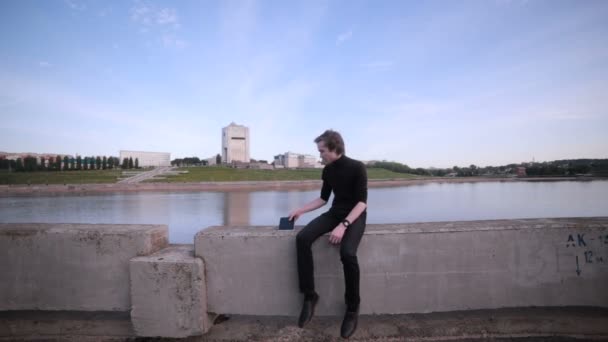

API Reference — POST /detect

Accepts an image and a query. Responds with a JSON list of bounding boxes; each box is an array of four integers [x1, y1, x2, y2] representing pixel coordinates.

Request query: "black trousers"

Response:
[[296, 211, 366, 312]]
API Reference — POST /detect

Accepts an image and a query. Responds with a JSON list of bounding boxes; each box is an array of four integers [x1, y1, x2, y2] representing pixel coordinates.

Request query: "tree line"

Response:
[[370, 159, 608, 177], [171, 157, 207, 167], [0, 156, 140, 172], [171, 154, 223, 167]]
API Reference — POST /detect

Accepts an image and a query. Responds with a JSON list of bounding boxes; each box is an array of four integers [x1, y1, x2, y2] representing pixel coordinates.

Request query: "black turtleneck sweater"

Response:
[[320, 155, 368, 218]]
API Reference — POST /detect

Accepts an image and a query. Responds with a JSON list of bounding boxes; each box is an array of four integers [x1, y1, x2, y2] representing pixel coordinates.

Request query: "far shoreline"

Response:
[[0, 176, 604, 196]]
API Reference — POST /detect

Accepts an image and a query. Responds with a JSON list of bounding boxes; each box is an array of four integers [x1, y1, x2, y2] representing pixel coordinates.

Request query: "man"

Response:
[[288, 129, 368, 339]]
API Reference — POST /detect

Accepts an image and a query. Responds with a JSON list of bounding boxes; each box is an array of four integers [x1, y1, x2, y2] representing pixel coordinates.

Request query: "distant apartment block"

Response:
[[274, 152, 299, 168], [298, 154, 318, 168], [274, 152, 321, 168], [222, 122, 250, 164], [119, 150, 170, 167], [205, 155, 219, 166]]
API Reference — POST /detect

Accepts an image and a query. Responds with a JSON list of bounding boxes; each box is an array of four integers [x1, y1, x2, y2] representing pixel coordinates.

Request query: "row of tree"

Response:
[[171, 154, 225, 167], [171, 156, 208, 167], [0, 156, 140, 172], [370, 159, 608, 177], [371, 161, 432, 176]]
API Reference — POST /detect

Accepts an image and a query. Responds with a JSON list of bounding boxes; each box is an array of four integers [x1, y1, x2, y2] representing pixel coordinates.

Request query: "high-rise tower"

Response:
[[222, 122, 250, 164]]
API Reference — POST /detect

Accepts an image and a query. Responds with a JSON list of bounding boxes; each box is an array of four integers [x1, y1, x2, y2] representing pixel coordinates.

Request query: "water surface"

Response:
[[1, 180, 606, 243]]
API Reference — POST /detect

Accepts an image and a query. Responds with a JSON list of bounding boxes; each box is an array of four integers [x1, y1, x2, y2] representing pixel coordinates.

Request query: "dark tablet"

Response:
[[279, 217, 295, 230]]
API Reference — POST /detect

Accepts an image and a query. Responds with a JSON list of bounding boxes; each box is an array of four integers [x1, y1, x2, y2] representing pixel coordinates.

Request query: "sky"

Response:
[[1, 0, 607, 168]]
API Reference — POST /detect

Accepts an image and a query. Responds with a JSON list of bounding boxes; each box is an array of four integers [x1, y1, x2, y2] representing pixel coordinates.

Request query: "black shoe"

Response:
[[340, 309, 358, 339], [297, 294, 319, 328]]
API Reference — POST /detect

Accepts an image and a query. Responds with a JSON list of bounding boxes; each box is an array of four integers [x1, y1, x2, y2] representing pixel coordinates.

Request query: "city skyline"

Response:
[[1, 1, 607, 168]]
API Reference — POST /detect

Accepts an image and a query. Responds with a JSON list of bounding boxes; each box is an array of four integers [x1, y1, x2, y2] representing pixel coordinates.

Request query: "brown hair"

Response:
[[314, 130, 345, 155]]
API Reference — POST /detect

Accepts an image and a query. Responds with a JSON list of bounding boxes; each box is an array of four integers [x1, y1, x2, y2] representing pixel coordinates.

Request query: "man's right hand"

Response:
[[287, 198, 327, 223], [288, 210, 301, 222]]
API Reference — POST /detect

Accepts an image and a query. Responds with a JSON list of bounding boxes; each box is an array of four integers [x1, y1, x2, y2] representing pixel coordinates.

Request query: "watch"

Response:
[[341, 219, 351, 228]]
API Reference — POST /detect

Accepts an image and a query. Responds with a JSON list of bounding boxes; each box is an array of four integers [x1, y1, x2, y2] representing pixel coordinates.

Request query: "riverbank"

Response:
[[0, 176, 602, 196]]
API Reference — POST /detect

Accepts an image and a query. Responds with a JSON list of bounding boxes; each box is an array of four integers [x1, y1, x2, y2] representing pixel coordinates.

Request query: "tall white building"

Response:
[[222, 122, 250, 164], [119, 150, 170, 167]]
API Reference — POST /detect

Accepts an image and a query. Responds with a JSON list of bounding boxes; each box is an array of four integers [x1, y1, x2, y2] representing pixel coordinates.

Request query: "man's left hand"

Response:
[[329, 225, 346, 244]]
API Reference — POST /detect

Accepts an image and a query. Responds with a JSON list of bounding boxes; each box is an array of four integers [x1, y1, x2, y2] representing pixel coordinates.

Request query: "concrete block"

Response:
[[0, 223, 168, 311], [130, 245, 209, 337], [195, 217, 608, 316]]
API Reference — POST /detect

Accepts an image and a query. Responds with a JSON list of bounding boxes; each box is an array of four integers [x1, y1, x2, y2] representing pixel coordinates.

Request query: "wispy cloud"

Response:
[[162, 34, 187, 48], [98, 7, 112, 17], [130, 2, 185, 48], [493, 0, 530, 6], [360, 61, 393, 69], [64, 0, 86, 11], [0, 73, 214, 156], [0, 94, 22, 108], [219, 0, 258, 50], [156, 8, 179, 27], [38, 61, 52, 68], [131, 3, 180, 28], [336, 29, 352, 45], [131, 3, 152, 24]]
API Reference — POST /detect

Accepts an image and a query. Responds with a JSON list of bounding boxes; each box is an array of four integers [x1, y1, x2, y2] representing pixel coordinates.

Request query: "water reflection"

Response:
[[223, 192, 250, 226]]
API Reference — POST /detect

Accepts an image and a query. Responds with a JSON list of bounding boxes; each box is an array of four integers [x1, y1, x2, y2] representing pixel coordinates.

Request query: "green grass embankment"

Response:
[[148, 167, 419, 182], [366, 168, 420, 180], [0, 167, 419, 185]]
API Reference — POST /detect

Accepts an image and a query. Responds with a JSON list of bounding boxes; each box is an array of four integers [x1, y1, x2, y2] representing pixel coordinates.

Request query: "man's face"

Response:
[[317, 141, 340, 165]]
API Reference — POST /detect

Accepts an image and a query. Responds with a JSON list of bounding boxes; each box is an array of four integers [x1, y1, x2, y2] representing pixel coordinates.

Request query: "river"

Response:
[[1, 180, 606, 243]]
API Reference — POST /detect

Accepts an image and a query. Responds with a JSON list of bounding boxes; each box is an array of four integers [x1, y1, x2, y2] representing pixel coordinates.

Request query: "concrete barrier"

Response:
[[2, 218, 607, 339], [130, 245, 210, 337], [0, 223, 168, 311], [195, 217, 608, 316]]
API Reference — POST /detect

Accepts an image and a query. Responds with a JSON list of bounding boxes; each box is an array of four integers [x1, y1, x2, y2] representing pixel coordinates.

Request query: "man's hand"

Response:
[[329, 224, 346, 244], [288, 210, 302, 222]]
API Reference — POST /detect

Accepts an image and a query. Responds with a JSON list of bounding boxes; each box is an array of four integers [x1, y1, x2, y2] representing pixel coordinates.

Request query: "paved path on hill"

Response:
[[117, 166, 174, 184]]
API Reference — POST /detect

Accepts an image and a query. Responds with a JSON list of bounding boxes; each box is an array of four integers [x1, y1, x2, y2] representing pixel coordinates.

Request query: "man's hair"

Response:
[[314, 129, 345, 155]]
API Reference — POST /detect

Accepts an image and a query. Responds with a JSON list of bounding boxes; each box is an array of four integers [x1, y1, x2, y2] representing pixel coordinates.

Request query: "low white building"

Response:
[[274, 152, 298, 168], [298, 154, 318, 168], [119, 150, 170, 167], [274, 152, 322, 169], [206, 156, 217, 166]]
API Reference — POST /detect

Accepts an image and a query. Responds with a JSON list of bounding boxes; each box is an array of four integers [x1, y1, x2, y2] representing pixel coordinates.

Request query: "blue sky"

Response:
[[1, 0, 606, 168]]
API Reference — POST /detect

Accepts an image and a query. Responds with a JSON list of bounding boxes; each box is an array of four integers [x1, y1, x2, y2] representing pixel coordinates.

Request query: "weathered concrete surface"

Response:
[[202, 307, 608, 341], [1, 307, 607, 341], [195, 217, 608, 316], [0, 311, 133, 340], [130, 245, 210, 337], [0, 223, 168, 311]]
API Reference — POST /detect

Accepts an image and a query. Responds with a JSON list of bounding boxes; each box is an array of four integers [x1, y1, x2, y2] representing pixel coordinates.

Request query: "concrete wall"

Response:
[[195, 217, 608, 316], [2, 218, 607, 339], [0, 223, 168, 311]]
